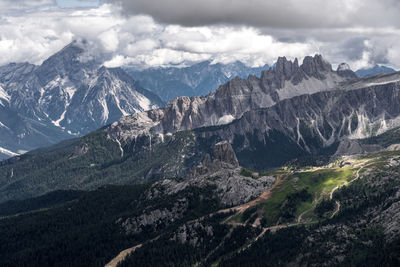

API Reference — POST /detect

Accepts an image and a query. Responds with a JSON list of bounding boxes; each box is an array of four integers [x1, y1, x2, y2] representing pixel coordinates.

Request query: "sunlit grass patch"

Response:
[[262, 167, 356, 225]]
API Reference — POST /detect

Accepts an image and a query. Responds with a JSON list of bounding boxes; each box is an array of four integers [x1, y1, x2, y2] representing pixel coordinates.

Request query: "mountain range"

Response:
[[0, 41, 163, 160], [355, 64, 396, 77], [125, 60, 270, 102], [2, 42, 397, 163], [3, 54, 400, 201], [0, 44, 275, 161]]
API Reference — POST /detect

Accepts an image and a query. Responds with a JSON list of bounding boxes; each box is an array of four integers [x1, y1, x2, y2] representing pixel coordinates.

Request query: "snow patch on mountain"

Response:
[[0, 121, 11, 132], [100, 98, 109, 123], [0, 147, 19, 157], [0, 84, 10, 103], [0, 42, 164, 160], [53, 110, 67, 127]]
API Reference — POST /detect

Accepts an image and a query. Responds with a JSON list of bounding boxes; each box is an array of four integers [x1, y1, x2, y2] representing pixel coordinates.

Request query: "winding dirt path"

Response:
[[222, 175, 284, 224], [330, 201, 341, 218], [328, 161, 372, 218], [297, 208, 310, 224]]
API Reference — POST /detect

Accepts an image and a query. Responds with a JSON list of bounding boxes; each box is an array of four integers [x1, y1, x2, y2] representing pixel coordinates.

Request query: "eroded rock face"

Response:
[[107, 55, 354, 142], [191, 141, 239, 177], [106, 56, 400, 172], [334, 139, 382, 156], [170, 221, 214, 247], [387, 144, 400, 151], [198, 81, 400, 157], [212, 141, 239, 167], [373, 196, 400, 242], [119, 198, 188, 235], [337, 63, 358, 79], [147, 142, 275, 206], [69, 143, 89, 159]]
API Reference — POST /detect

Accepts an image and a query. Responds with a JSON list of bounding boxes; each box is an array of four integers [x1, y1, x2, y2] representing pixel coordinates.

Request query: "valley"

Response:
[[0, 145, 399, 266]]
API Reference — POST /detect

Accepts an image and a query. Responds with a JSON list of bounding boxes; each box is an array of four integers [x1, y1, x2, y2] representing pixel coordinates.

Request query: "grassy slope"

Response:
[[230, 150, 399, 227], [260, 167, 354, 225]]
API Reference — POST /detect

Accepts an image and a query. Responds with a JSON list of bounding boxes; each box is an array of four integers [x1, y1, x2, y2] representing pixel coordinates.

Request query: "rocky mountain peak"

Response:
[[261, 55, 335, 91], [213, 141, 239, 167], [0, 42, 164, 159], [36, 41, 98, 85], [300, 54, 332, 79], [274, 56, 301, 81], [41, 42, 85, 68], [337, 63, 350, 71], [336, 62, 358, 79], [259, 54, 339, 90], [189, 141, 239, 177], [110, 54, 362, 145]]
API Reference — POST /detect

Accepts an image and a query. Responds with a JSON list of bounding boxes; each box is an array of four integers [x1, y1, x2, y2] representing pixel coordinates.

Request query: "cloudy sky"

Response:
[[1, 0, 400, 70]]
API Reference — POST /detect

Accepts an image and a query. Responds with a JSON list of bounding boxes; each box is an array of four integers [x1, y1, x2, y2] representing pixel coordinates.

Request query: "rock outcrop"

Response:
[[213, 141, 239, 167], [147, 142, 275, 206], [119, 198, 188, 235], [334, 139, 382, 156], [337, 63, 358, 79]]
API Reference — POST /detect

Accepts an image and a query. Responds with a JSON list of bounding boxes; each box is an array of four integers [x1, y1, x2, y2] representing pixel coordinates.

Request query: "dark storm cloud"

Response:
[[340, 37, 368, 61], [341, 37, 390, 64], [108, 0, 400, 29]]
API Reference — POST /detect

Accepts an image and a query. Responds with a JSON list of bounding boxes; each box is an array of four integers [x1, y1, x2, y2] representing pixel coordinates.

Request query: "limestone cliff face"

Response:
[[105, 52, 400, 169], [190, 141, 239, 177], [197, 80, 400, 160], [108, 54, 355, 142], [211, 141, 239, 168], [109, 70, 400, 167]]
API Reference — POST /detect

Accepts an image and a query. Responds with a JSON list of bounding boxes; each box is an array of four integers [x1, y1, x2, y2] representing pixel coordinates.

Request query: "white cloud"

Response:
[[0, 4, 119, 65], [99, 28, 120, 52], [1, 2, 400, 71]]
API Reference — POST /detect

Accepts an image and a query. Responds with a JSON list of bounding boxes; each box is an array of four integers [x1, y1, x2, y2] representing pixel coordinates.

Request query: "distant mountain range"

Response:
[[125, 61, 270, 102], [355, 64, 396, 77], [1, 42, 399, 163], [0, 46, 277, 160], [0, 41, 163, 160], [6, 54, 398, 201]]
